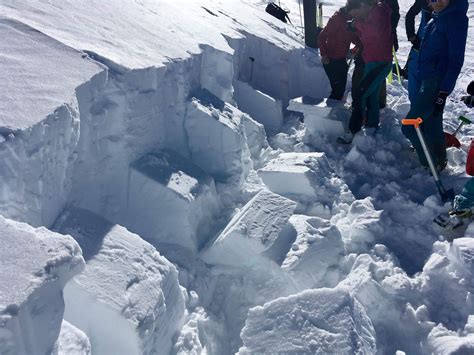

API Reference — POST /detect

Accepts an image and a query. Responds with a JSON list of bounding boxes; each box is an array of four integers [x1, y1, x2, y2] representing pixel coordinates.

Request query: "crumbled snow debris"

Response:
[[238, 288, 376, 354], [0, 216, 84, 355], [53, 208, 185, 355], [234, 80, 284, 134], [201, 189, 296, 266], [0, 17, 104, 131], [418, 239, 474, 331], [426, 320, 474, 354], [280, 215, 344, 288], [287, 97, 350, 142], [127, 150, 220, 265], [258, 152, 354, 216], [53, 320, 91, 355], [185, 89, 252, 182]]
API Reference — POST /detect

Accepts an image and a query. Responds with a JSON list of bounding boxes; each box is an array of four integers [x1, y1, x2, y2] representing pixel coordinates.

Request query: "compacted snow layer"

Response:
[[127, 150, 219, 265], [54, 321, 91, 355], [53, 208, 185, 355], [238, 288, 376, 354], [0, 216, 84, 355]]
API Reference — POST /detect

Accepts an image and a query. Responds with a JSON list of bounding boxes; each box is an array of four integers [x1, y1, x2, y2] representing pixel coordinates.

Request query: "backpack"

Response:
[[265, 3, 291, 24]]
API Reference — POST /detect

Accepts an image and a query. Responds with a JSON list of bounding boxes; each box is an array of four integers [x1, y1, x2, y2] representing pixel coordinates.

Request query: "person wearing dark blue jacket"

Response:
[[402, 0, 469, 171]]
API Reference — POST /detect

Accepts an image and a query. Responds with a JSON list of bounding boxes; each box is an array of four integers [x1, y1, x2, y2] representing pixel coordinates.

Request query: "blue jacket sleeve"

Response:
[[440, 16, 468, 94]]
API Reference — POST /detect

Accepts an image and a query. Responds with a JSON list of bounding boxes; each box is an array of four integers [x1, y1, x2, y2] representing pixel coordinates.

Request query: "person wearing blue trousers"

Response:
[[405, 0, 432, 104], [402, 0, 468, 170]]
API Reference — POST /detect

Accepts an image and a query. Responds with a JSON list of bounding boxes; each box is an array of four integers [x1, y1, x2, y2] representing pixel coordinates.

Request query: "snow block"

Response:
[[185, 89, 252, 181], [281, 215, 344, 288], [127, 150, 219, 264], [258, 152, 353, 212], [241, 114, 271, 167], [288, 97, 350, 143], [53, 208, 185, 355], [200, 45, 235, 104], [0, 216, 84, 355], [238, 288, 376, 354], [427, 320, 474, 355], [54, 321, 91, 355], [201, 190, 297, 266], [234, 80, 284, 134]]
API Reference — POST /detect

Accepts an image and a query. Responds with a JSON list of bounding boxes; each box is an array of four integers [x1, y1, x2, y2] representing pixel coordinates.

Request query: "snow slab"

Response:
[[238, 287, 376, 354], [0, 17, 103, 131], [427, 318, 474, 354], [241, 113, 272, 168], [234, 80, 284, 134], [287, 97, 350, 143], [53, 208, 185, 355], [201, 189, 297, 266], [54, 320, 91, 355], [258, 152, 353, 215], [280, 215, 344, 288], [127, 149, 219, 265], [185, 89, 252, 182], [0, 215, 84, 355]]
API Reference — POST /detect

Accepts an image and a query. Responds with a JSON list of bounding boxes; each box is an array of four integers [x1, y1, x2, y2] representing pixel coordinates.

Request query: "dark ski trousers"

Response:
[[352, 60, 387, 109], [323, 58, 349, 100], [349, 61, 391, 134], [402, 76, 446, 167]]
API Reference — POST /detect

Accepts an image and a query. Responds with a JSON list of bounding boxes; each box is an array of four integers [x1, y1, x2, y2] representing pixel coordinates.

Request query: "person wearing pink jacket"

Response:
[[338, 0, 393, 144]]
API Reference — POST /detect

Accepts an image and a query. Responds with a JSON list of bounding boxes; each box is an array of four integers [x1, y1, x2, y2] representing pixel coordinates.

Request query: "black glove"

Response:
[[346, 19, 356, 32], [434, 91, 448, 114], [411, 36, 421, 50], [461, 95, 474, 108], [467, 81, 474, 96], [393, 35, 399, 52]]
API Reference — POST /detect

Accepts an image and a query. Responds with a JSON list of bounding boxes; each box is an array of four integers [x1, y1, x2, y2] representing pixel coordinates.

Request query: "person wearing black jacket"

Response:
[[462, 81, 474, 107], [405, 0, 432, 104]]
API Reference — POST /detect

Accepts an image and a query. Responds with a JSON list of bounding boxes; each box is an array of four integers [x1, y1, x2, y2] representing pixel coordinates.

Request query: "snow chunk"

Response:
[[0, 17, 103, 131], [258, 152, 353, 215], [0, 216, 84, 355], [281, 215, 344, 288], [427, 320, 474, 354], [234, 80, 284, 134], [241, 114, 272, 168], [53, 208, 185, 355], [185, 89, 252, 182], [238, 288, 376, 354], [287, 97, 350, 143], [201, 190, 296, 266], [127, 150, 219, 264], [54, 321, 91, 355]]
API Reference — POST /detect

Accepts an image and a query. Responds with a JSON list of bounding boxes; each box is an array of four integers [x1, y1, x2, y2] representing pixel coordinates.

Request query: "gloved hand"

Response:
[[409, 35, 421, 50], [461, 95, 474, 108], [434, 91, 448, 114], [393, 35, 399, 52]]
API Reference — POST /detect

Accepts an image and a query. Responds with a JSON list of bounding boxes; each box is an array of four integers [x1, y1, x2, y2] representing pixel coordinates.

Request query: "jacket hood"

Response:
[[435, 0, 468, 17]]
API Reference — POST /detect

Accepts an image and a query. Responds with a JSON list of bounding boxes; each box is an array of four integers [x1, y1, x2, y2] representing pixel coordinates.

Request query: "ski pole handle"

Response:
[[402, 118, 423, 128]]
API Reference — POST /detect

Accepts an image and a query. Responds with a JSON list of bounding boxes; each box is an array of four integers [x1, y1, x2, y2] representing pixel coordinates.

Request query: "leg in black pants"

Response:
[[323, 58, 349, 100]]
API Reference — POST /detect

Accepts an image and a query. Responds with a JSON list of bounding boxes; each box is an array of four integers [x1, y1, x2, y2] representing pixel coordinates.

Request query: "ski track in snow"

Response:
[[1, 0, 474, 354]]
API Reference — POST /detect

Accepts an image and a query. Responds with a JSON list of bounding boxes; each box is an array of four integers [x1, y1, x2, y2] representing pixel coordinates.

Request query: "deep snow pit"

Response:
[[2, 0, 474, 353]]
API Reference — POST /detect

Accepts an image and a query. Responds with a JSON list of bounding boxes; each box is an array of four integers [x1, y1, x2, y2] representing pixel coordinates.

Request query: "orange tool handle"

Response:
[[402, 118, 423, 128]]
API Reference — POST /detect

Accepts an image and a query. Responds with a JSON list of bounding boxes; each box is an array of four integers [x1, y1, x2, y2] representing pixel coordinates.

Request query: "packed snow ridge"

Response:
[[1, 0, 474, 354]]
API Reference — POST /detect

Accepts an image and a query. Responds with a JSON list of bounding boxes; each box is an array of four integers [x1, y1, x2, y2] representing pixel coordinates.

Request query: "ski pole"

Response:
[[402, 118, 455, 202], [393, 47, 402, 85]]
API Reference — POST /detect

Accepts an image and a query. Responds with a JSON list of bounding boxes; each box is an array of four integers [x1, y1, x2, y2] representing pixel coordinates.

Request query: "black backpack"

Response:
[[265, 3, 292, 24]]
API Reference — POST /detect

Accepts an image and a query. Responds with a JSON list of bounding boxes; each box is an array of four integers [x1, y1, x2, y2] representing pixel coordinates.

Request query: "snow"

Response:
[[238, 287, 376, 354], [0, 216, 84, 355], [54, 321, 91, 355], [201, 189, 297, 266], [53, 208, 185, 355], [127, 150, 219, 265]]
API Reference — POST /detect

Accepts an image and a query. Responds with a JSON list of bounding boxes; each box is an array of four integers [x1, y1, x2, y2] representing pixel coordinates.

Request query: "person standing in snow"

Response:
[[318, 1, 362, 100], [405, 0, 433, 104], [338, 0, 393, 144], [402, 0, 469, 171], [461, 81, 474, 108]]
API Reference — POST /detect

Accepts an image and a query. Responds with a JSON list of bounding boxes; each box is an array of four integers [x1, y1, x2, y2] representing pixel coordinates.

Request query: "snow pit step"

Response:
[[280, 215, 344, 288], [185, 89, 251, 182], [0, 215, 84, 355], [238, 288, 376, 354], [287, 97, 350, 142], [127, 149, 219, 265], [53, 208, 185, 355], [234, 80, 284, 134], [201, 189, 297, 266]]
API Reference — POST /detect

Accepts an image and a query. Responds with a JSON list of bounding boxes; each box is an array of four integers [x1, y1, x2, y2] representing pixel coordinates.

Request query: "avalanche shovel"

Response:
[[402, 118, 455, 203], [444, 115, 472, 148]]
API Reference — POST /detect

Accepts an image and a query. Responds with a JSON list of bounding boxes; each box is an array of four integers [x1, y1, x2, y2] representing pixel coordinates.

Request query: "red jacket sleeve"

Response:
[[466, 140, 474, 176], [318, 14, 337, 57]]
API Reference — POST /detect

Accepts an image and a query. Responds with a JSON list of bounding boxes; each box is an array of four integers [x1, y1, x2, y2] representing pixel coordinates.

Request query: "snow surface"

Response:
[[0, 216, 84, 355], [1, 0, 474, 353]]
